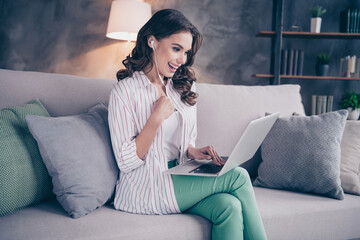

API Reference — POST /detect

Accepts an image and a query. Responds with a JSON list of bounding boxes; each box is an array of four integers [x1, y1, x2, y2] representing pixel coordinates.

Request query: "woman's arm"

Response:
[[187, 144, 226, 166], [108, 91, 145, 173], [136, 95, 175, 159]]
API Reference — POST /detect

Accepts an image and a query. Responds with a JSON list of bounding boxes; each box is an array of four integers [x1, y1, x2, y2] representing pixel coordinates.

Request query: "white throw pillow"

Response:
[[340, 120, 360, 195], [195, 84, 305, 156]]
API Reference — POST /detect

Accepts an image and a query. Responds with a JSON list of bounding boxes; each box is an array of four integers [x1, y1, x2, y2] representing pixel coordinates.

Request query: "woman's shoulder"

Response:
[[112, 72, 140, 91], [111, 71, 146, 101]]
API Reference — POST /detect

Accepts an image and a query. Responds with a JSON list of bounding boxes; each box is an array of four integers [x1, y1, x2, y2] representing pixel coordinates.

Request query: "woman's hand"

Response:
[[135, 96, 174, 159], [187, 145, 226, 166], [151, 96, 175, 122]]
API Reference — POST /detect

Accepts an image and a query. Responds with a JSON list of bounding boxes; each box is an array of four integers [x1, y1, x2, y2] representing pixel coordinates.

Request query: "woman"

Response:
[[108, 9, 267, 240]]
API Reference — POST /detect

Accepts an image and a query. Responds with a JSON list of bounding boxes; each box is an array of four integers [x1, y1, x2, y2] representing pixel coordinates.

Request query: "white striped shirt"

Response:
[[108, 71, 197, 215]]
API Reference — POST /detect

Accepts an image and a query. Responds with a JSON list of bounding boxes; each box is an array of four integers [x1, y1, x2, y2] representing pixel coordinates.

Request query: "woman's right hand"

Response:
[[151, 96, 175, 122]]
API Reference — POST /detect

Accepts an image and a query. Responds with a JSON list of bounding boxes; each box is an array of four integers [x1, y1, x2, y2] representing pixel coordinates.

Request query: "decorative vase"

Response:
[[311, 17, 322, 33], [315, 64, 330, 76], [347, 107, 360, 120]]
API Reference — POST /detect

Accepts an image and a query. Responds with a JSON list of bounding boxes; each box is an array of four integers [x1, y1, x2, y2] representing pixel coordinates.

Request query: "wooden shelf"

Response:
[[253, 74, 360, 80], [256, 31, 360, 39]]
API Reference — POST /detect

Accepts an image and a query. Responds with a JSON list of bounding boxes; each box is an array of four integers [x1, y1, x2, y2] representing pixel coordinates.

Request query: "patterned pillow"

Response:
[[254, 110, 348, 200], [0, 99, 54, 216]]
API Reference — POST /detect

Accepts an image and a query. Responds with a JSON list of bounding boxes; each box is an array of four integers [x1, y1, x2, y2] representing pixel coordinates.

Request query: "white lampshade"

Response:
[[106, 0, 152, 41]]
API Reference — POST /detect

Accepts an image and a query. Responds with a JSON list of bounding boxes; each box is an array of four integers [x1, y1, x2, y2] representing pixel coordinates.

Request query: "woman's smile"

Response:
[[169, 62, 180, 73]]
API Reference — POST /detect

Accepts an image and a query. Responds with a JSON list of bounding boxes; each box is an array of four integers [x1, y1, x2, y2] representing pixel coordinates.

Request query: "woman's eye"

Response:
[[173, 47, 180, 52]]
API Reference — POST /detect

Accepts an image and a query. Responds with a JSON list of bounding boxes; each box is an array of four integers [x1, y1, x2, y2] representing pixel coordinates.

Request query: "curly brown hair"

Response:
[[117, 9, 202, 106]]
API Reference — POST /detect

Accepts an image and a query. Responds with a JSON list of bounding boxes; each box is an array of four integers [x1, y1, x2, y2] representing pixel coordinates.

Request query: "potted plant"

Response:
[[341, 91, 360, 120], [316, 53, 331, 76], [310, 5, 327, 33]]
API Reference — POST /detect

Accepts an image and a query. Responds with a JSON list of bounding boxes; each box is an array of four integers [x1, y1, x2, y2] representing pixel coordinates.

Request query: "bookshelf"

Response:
[[255, 0, 360, 85]]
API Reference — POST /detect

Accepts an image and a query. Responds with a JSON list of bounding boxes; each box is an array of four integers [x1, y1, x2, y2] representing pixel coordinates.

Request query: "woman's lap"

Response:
[[171, 167, 250, 211], [171, 167, 267, 240]]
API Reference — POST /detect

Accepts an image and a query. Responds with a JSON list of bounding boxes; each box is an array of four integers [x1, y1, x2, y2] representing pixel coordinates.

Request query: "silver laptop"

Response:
[[163, 112, 279, 177]]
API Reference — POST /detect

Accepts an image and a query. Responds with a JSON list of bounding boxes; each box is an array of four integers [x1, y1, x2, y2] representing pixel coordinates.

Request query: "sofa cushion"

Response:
[[340, 120, 360, 195], [26, 103, 118, 218], [195, 83, 305, 178], [254, 110, 348, 200], [0, 190, 359, 240], [0, 99, 54, 216], [254, 187, 360, 240], [0, 200, 211, 240]]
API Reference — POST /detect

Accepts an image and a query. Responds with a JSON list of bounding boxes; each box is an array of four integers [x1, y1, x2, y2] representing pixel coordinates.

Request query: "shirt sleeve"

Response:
[[108, 89, 145, 173]]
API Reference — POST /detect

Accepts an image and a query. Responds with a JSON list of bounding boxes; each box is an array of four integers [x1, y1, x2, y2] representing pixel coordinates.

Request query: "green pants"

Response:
[[171, 167, 267, 240]]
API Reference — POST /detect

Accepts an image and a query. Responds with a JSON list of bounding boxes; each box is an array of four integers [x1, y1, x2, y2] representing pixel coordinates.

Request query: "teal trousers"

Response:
[[171, 167, 267, 240]]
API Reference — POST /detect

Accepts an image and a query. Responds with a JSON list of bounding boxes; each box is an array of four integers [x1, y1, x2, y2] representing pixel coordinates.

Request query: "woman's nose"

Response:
[[177, 54, 187, 65]]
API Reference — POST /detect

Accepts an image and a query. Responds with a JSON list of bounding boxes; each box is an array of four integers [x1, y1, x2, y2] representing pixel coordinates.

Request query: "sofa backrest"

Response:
[[0, 69, 116, 117], [1, 69, 305, 176]]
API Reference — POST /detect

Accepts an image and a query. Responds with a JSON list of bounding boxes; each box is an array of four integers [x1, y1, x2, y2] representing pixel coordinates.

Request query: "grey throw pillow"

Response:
[[254, 110, 348, 200], [26, 103, 119, 218]]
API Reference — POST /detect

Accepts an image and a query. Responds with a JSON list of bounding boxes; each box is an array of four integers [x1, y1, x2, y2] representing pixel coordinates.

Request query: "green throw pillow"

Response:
[[0, 99, 54, 216]]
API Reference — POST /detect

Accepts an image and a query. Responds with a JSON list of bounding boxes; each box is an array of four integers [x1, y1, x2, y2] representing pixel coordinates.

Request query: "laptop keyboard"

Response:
[[189, 162, 224, 174]]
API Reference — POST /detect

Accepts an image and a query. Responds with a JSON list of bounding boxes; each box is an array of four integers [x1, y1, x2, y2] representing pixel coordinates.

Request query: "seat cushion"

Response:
[[1, 189, 359, 240], [254, 187, 360, 240], [0, 200, 211, 240]]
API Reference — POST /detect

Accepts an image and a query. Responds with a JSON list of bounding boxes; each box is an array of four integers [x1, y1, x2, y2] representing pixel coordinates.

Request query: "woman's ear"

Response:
[[147, 36, 156, 49]]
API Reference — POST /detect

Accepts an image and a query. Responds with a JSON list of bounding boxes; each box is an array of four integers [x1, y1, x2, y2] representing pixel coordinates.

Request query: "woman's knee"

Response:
[[211, 193, 243, 223], [233, 167, 249, 176], [231, 167, 251, 182]]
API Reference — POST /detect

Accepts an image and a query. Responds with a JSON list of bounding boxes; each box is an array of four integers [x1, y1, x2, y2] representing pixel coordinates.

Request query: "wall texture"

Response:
[[0, 0, 359, 114]]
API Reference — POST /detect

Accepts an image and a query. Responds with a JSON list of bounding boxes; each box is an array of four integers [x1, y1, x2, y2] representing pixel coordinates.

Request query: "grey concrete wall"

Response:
[[0, 0, 359, 114]]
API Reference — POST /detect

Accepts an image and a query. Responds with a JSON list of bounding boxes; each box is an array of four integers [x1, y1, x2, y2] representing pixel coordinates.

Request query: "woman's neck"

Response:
[[143, 64, 166, 86]]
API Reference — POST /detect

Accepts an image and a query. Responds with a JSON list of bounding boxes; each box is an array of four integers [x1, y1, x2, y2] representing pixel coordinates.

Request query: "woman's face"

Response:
[[151, 31, 193, 78]]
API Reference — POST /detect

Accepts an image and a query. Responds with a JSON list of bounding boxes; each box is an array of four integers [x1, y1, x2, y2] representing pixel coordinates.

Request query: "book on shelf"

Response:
[[327, 96, 333, 113], [354, 9, 358, 33], [356, 59, 360, 77], [280, 48, 304, 76], [351, 9, 355, 33], [288, 49, 294, 75], [281, 49, 288, 75], [340, 9, 350, 33], [293, 50, 298, 76], [340, 8, 360, 33], [311, 95, 333, 115], [358, 9, 360, 33], [298, 50, 304, 76]]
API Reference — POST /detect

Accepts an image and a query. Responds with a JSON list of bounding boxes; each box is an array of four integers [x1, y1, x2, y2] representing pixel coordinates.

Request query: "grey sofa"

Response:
[[0, 69, 359, 240]]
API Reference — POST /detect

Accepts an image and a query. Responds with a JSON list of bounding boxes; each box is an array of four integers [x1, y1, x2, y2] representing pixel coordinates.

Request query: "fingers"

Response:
[[202, 146, 225, 166], [153, 96, 175, 120], [214, 151, 226, 165]]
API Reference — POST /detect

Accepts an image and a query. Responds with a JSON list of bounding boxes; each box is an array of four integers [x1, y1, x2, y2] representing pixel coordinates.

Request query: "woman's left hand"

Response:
[[187, 145, 226, 166]]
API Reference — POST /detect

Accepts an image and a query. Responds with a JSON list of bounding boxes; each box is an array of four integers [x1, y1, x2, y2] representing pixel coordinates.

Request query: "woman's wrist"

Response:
[[187, 145, 195, 159], [149, 112, 164, 126]]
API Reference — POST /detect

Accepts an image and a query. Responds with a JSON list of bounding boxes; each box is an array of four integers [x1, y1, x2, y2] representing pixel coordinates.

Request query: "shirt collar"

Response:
[[137, 70, 174, 89], [137, 71, 152, 89]]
